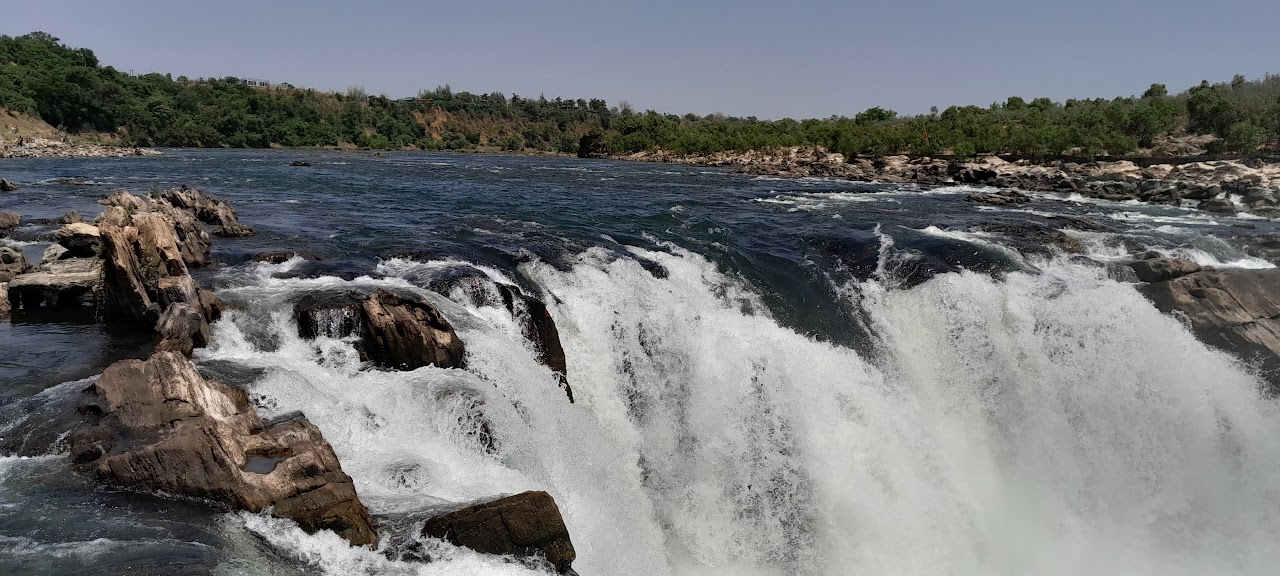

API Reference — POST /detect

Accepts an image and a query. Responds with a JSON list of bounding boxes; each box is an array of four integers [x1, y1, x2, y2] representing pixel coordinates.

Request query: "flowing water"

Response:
[[1, 150, 1279, 575]]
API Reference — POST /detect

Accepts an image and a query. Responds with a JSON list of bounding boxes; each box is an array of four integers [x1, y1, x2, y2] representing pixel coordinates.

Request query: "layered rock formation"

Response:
[[69, 352, 377, 547], [293, 289, 467, 370], [423, 491, 576, 573]]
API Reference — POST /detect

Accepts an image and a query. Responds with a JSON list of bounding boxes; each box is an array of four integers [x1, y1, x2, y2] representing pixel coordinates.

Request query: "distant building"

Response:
[[237, 78, 272, 89]]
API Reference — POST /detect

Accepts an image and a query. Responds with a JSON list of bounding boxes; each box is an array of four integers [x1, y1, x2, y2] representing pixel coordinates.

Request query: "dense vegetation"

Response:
[[3, 32, 1279, 158]]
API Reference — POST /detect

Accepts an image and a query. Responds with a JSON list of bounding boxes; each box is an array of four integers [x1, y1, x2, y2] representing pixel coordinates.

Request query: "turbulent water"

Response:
[[2, 150, 1279, 576]]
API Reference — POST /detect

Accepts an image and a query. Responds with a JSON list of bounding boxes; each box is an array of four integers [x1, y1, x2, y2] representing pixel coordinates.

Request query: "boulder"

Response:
[[949, 164, 998, 184], [98, 191, 212, 267], [1128, 258, 1202, 284], [293, 290, 467, 371], [0, 245, 27, 282], [0, 282, 9, 316], [41, 243, 70, 264], [154, 302, 209, 357], [198, 289, 223, 323], [965, 190, 1031, 205], [159, 187, 255, 237], [252, 251, 301, 264], [1198, 197, 1238, 214], [0, 178, 16, 192], [55, 222, 102, 257], [59, 210, 82, 224], [289, 161, 313, 167], [69, 352, 377, 547], [0, 211, 18, 231], [1141, 268, 1280, 393], [7, 258, 102, 309], [98, 224, 163, 324], [423, 491, 575, 573], [361, 290, 466, 370]]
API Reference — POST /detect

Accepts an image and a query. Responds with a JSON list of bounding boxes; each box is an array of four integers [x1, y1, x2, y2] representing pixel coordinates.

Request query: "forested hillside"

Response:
[[2, 32, 1278, 158]]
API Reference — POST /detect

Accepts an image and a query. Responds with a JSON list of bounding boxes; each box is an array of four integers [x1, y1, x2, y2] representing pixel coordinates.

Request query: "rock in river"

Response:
[[0, 245, 27, 282], [423, 491, 576, 573], [294, 289, 467, 370], [69, 352, 378, 547]]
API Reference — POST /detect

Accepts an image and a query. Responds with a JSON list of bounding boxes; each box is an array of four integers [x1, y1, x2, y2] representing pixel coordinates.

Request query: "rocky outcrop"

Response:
[[0, 210, 18, 231], [1128, 257, 1202, 283], [965, 190, 1030, 205], [423, 491, 575, 573], [0, 245, 26, 282], [1139, 266, 1280, 392], [155, 303, 209, 357], [55, 222, 102, 257], [0, 282, 9, 316], [159, 187, 255, 237], [98, 191, 215, 267], [41, 243, 69, 264], [293, 289, 467, 370], [6, 258, 101, 308], [59, 210, 81, 224], [0, 178, 16, 192], [69, 352, 377, 546], [0, 136, 161, 159]]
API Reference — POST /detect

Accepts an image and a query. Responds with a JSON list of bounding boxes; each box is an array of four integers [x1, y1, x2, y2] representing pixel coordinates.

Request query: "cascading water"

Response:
[[191, 245, 1280, 576]]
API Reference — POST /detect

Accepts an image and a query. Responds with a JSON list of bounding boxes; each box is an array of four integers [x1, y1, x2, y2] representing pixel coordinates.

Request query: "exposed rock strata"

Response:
[[69, 352, 377, 547]]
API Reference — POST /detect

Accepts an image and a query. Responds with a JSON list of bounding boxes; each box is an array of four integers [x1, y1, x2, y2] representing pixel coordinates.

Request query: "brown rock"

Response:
[[59, 210, 82, 224], [98, 224, 162, 324], [360, 290, 466, 370], [0, 282, 9, 316], [56, 222, 102, 257], [0, 178, 17, 192], [423, 491, 575, 573], [160, 188, 255, 237], [1128, 258, 1202, 283], [0, 245, 27, 282], [1141, 268, 1280, 392], [41, 243, 70, 264], [0, 211, 19, 231], [198, 289, 223, 323], [70, 352, 377, 547], [155, 303, 209, 357]]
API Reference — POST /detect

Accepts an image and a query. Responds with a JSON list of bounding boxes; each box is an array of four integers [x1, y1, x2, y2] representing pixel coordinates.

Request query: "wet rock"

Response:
[[1140, 269, 1280, 393], [965, 190, 1030, 205], [1198, 197, 1238, 214], [514, 296, 571, 402], [294, 290, 467, 371], [69, 352, 378, 547], [251, 251, 302, 264], [198, 289, 223, 323], [968, 222, 1085, 255], [0, 245, 27, 282], [154, 302, 209, 357], [7, 258, 102, 308], [1128, 258, 1202, 284], [0, 211, 19, 231], [361, 290, 466, 370], [289, 161, 312, 167], [0, 178, 16, 192], [59, 210, 82, 224], [950, 164, 998, 184], [423, 491, 575, 573], [41, 243, 70, 264], [55, 222, 102, 257]]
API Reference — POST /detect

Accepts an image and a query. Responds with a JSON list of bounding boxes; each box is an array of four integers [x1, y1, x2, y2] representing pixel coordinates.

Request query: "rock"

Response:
[[7, 258, 102, 308], [950, 164, 998, 184], [1198, 197, 1238, 214], [0, 211, 19, 231], [1140, 269, 1280, 392], [59, 210, 82, 224], [198, 289, 223, 323], [0, 245, 27, 282], [1128, 258, 1202, 283], [519, 297, 571, 402], [55, 222, 102, 257], [0, 178, 16, 192], [0, 282, 9, 316], [252, 251, 300, 264], [98, 224, 163, 324], [289, 161, 312, 167], [965, 190, 1030, 205], [294, 290, 467, 371], [154, 303, 209, 357], [360, 290, 466, 370], [159, 188, 255, 237], [69, 352, 377, 547], [41, 243, 70, 264], [968, 222, 1085, 255], [423, 491, 575, 573], [99, 191, 212, 267]]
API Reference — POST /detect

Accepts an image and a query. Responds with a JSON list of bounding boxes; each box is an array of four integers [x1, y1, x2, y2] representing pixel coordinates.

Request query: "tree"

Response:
[[1142, 83, 1167, 99]]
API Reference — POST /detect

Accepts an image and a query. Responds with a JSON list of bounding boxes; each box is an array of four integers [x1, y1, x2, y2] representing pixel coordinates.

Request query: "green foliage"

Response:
[[2, 32, 1278, 158]]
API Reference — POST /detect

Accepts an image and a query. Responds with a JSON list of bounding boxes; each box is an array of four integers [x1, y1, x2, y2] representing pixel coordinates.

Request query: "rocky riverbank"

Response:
[[0, 136, 162, 159], [618, 147, 1280, 218]]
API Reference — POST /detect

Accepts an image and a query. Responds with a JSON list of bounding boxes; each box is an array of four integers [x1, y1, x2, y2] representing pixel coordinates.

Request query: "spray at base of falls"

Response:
[[200, 247, 1280, 576]]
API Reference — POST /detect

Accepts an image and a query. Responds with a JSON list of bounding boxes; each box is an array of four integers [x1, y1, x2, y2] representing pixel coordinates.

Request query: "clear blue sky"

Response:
[[4, 0, 1277, 119]]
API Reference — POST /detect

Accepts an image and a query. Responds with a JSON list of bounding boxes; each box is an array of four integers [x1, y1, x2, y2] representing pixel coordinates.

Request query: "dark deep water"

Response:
[[2, 149, 1279, 576]]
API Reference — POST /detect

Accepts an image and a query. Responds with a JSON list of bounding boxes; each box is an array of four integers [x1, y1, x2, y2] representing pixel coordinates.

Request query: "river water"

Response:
[[1, 150, 1279, 575]]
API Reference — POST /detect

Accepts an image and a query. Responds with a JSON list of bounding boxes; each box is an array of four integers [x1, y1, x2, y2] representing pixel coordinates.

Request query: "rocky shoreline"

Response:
[[0, 136, 162, 159], [616, 147, 1280, 218]]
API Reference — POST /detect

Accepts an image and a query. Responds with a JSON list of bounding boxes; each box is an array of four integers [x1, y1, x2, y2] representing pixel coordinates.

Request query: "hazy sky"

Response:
[[4, 0, 1277, 119]]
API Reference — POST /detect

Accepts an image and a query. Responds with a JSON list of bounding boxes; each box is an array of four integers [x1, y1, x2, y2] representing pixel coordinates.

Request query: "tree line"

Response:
[[2, 32, 1278, 158]]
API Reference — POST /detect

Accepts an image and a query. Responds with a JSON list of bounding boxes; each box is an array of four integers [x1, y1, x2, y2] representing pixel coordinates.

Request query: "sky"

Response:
[[3, 0, 1278, 119]]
